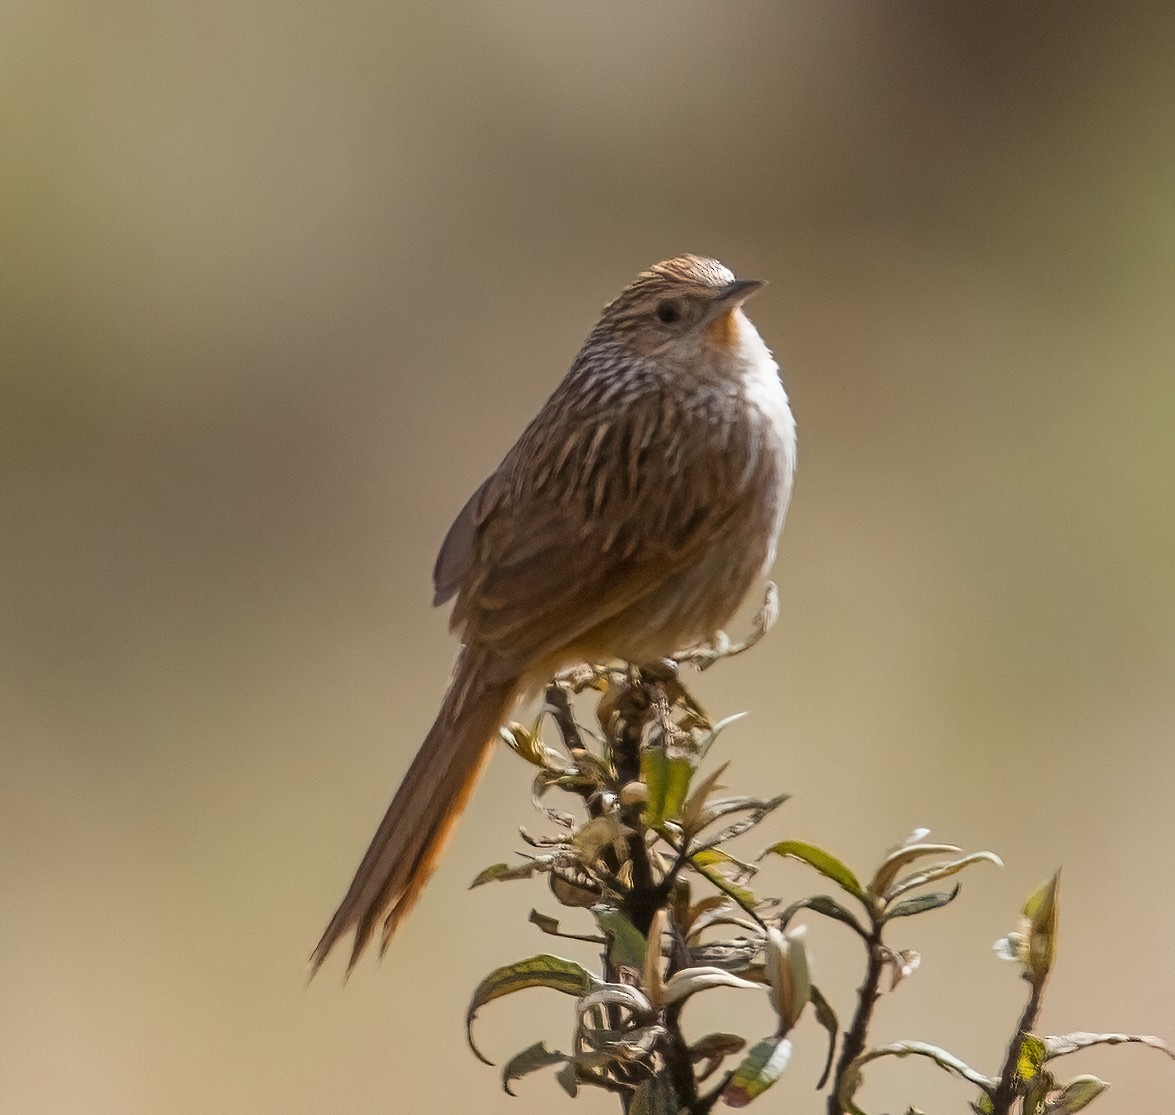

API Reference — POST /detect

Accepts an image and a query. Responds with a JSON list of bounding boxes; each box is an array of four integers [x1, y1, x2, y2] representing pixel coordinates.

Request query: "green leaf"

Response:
[[761, 840, 866, 901], [723, 1036, 793, 1107], [1023, 1066, 1056, 1115], [1019, 1033, 1049, 1082], [688, 851, 759, 911], [630, 1076, 679, 1115], [883, 885, 960, 920], [501, 722, 562, 769], [690, 846, 754, 875], [1042, 1075, 1109, 1113], [780, 894, 868, 938], [466, 954, 597, 1063], [1023, 869, 1061, 986], [810, 984, 840, 1089], [641, 747, 696, 827], [593, 908, 648, 971], [500, 1041, 567, 1096]]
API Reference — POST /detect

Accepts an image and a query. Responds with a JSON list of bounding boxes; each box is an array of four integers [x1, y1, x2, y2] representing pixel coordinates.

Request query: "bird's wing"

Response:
[[445, 386, 781, 679]]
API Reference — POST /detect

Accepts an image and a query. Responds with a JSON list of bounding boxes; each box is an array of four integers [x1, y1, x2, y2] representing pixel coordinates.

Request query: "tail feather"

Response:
[[311, 659, 519, 975]]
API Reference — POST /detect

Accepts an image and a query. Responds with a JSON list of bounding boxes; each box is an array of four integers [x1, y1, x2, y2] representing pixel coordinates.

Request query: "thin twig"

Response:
[[828, 922, 886, 1115], [989, 977, 1046, 1115], [545, 683, 587, 754]]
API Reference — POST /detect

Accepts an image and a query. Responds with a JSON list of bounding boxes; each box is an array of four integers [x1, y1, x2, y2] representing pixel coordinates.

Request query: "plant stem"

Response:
[[989, 977, 1045, 1115], [827, 922, 886, 1115], [661, 1004, 700, 1108]]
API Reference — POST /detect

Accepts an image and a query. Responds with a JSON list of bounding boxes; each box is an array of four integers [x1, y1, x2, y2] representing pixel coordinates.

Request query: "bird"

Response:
[[311, 254, 796, 974]]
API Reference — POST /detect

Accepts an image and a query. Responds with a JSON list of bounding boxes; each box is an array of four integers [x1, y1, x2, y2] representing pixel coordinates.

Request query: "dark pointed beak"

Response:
[[717, 277, 766, 309]]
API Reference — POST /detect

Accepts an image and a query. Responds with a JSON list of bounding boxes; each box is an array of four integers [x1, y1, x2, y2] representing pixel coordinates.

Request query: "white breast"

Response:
[[729, 310, 797, 504]]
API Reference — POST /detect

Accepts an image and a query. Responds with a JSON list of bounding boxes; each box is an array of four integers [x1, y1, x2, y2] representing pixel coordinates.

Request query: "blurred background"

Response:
[[2, 2, 1173, 1111]]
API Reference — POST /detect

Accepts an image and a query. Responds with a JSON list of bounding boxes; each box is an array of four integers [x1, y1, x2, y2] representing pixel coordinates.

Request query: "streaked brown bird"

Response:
[[312, 255, 796, 973]]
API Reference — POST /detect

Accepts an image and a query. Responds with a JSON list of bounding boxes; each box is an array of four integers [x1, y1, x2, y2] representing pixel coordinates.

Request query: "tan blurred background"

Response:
[[3, 2, 1173, 1111]]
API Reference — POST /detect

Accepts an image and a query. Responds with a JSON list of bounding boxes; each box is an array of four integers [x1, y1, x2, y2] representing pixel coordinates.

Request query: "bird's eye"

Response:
[[654, 299, 685, 325]]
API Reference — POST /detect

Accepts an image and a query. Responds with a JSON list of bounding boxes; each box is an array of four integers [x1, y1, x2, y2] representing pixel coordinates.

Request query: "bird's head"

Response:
[[597, 255, 767, 363]]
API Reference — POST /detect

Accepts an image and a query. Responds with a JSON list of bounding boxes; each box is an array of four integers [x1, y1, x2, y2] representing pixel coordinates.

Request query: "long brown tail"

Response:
[[311, 654, 519, 975]]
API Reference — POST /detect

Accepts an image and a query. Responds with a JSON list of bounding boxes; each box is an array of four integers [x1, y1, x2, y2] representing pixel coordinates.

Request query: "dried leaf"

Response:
[[1024, 1067, 1056, 1115], [528, 909, 561, 934], [531, 768, 593, 803], [684, 894, 732, 936], [679, 760, 730, 836], [693, 794, 790, 852], [885, 948, 921, 990], [570, 748, 616, 785], [549, 866, 602, 908], [698, 711, 749, 759], [883, 852, 1003, 903], [693, 793, 789, 840], [810, 984, 839, 1088], [661, 965, 761, 1007], [555, 1060, 579, 1097], [765, 925, 810, 1030], [1044, 1031, 1175, 1062], [574, 814, 630, 861], [869, 840, 963, 896], [577, 984, 654, 1018], [840, 1040, 995, 1111], [500, 1041, 567, 1096], [642, 908, 668, 1008], [501, 722, 565, 770], [690, 1032, 746, 1081], [469, 858, 552, 888]]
